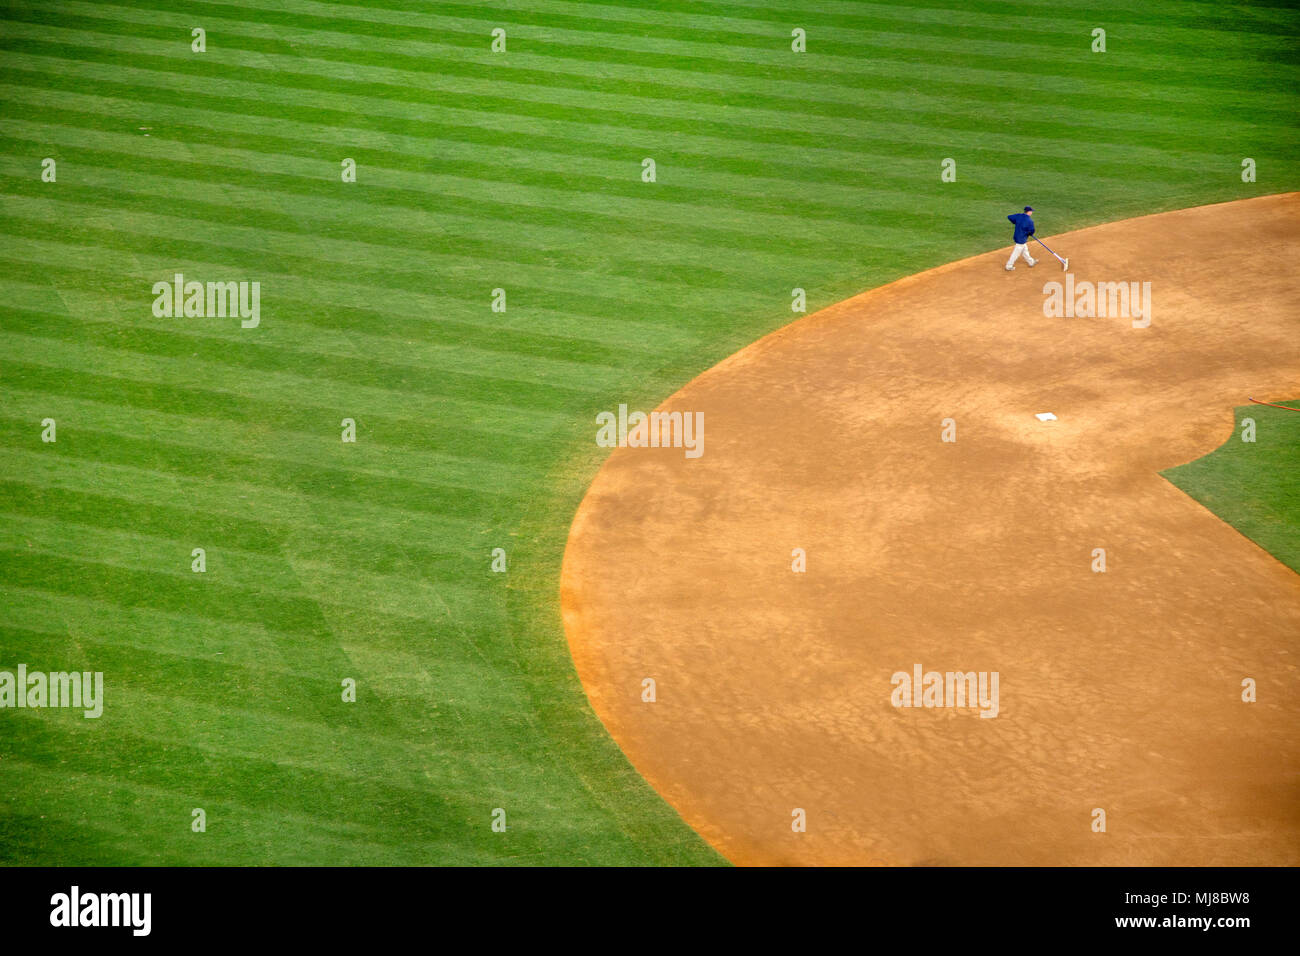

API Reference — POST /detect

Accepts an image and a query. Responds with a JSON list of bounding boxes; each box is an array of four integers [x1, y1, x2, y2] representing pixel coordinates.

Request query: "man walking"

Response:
[[1005, 206, 1037, 270]]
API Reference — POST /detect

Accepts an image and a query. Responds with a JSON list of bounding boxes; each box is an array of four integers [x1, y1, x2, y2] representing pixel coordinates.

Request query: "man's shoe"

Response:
[[1005, 265, 1015, 271]]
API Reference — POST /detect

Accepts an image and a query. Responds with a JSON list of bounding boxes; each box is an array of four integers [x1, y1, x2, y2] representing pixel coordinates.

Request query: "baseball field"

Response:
[[1, 0, 1297, 867]]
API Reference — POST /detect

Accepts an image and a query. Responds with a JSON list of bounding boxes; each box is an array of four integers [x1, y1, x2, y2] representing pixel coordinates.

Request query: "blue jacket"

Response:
[[1008, 213, 1035, 244]]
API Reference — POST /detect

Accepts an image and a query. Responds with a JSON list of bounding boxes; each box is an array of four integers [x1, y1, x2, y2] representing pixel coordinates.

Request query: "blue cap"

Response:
[[1024, 206, 1034, 212]]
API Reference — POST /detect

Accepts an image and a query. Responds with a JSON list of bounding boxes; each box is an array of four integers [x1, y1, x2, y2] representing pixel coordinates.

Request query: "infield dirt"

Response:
[[561, 194, 1300, 866]]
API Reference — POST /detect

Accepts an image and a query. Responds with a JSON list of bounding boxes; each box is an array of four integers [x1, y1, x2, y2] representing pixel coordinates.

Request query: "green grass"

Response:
[[1163, 402, 1300, 573], [1, 0, 1298, 864]]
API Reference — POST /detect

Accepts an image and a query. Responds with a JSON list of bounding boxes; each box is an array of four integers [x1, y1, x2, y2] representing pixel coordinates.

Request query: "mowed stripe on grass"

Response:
[[1, 0, 1298, 865]]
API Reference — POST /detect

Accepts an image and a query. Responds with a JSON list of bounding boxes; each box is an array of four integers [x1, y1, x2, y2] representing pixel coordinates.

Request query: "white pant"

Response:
[[1006, 243, 1037, 268]]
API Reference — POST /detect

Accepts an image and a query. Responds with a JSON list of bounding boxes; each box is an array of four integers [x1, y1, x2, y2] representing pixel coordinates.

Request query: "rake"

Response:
[[1032, 235, 1069, 271]]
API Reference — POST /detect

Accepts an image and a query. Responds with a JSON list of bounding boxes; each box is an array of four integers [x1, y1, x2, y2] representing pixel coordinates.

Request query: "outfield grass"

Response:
[[1163, 402, 1300, 574], [1, 0, 1298, 865]]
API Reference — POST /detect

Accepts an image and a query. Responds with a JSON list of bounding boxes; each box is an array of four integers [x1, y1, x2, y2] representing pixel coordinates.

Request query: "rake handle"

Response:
[[1031, 235, 1061, 259]]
